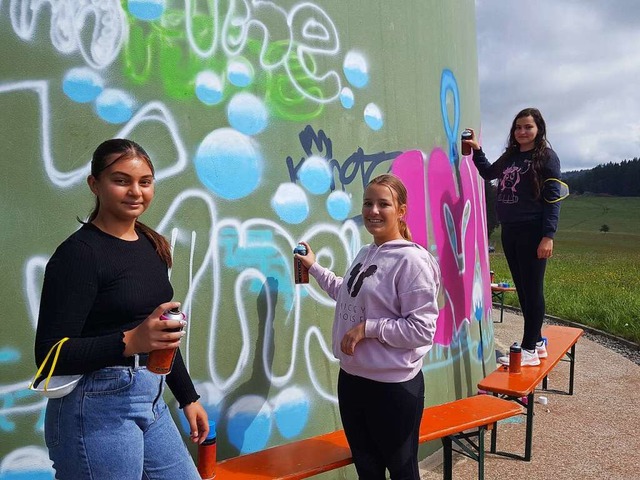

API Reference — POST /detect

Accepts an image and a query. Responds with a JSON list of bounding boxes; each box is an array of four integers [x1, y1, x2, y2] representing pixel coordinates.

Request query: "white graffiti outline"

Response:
[[155, 189, 364, 393], [0, 445, 52, 473], [24, 256, 47, 331], [285, 2, 341, 104], [221, 0, 291, 70], [0, 81, 188, 187], [0, 81, 89, 187], [185, 0, 220, 58], [182, 0, 342, 103], [304, 326, 338, 403], [8, 0, 125, 69]]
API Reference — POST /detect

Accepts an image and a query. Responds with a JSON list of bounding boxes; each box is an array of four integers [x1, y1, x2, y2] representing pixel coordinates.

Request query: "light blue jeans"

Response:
[[45, 366, 200, 480]]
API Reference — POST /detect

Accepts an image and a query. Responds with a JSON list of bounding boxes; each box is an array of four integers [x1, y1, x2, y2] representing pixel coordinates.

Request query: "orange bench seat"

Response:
[[478, 325, 583, 460], [216, 394, 522, 480]]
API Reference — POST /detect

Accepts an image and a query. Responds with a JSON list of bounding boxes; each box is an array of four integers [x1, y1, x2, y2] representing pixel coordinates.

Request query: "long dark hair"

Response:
[[494, 107, 551, 199], [367, 173, 412, 241], [84, 138, 173, 267]]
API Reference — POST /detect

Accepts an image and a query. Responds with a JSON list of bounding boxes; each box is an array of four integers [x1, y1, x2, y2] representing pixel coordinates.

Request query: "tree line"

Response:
[[563, 158, 640, 196]]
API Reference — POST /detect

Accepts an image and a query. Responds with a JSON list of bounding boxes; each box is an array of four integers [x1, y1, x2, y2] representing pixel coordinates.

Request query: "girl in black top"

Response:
[[35, 139, 208, 479], [463, 108, 563, 366]]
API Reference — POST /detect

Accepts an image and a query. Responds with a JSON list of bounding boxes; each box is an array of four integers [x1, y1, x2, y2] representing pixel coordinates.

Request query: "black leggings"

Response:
[[501, 221, 547, 350], [337, 369, 424, 480]]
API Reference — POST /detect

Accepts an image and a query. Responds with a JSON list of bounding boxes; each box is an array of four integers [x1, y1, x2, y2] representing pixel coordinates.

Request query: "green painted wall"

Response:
[[0, 1, 495, 477]]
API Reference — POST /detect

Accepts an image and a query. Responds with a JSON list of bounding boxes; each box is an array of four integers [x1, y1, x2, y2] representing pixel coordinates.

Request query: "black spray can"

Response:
[[293, 244, 309, 284], [461, 129, 473, 156]]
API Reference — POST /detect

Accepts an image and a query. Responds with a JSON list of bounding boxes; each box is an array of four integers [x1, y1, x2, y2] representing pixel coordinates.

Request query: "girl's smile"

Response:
[[362, 183, 406, 245], [514, 115, 539, 151]]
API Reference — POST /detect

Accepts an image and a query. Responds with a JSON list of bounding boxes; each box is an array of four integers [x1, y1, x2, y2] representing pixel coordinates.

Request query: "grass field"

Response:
[[488, 195, 640, 344]]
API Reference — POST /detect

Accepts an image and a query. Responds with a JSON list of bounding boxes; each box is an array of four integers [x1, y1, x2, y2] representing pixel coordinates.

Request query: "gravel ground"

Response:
[[571, 326, 640, 365]]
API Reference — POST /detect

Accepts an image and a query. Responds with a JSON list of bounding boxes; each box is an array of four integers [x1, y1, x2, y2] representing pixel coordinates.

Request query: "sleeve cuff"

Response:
[[308, 262, 323, 279], [364, 318, 380, 340]]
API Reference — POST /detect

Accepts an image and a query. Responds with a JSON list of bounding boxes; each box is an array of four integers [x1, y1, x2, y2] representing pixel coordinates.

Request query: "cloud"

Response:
[[475, 0, 640, 171]]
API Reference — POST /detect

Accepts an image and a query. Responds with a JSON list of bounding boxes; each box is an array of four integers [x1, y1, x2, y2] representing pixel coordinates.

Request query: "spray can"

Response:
[[461, 129, 473, 156], [198, 420, 217, 479], [509, 342, 522, 374], [147, 307, 185, 375], [293, 244, 309, 284]]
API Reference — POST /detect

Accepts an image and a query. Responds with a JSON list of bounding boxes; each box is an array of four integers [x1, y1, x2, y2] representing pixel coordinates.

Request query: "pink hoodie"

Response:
[[309, 239, 441, 383]]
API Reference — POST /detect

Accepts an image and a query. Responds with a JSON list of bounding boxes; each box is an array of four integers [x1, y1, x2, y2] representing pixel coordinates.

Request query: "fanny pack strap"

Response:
[[29, 337, 70, 391]]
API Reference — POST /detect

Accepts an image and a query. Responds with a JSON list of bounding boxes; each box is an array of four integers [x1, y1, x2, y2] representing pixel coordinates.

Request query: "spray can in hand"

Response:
[[509, 342, 522, 374], [461, 129, 473, 156], [147, 307, 185, 375], [198, 421, 217, 479], [293, 243, 309, 284]]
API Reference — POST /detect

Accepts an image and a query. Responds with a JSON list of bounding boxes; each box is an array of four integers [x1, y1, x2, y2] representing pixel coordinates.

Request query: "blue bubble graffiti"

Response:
[[271, 184, 310, 225], [194, 128, 263, 200], [298, 156, 332, 194], [326, 191, 352, 221], [128, 0, 166, 21], [195, 71, 224, 106], [343, 51, 369, 88], [227, 93, 269, 136], [94, 89, 135, 124], [62, 68, 104, 103], [339, 87, 354, 109]]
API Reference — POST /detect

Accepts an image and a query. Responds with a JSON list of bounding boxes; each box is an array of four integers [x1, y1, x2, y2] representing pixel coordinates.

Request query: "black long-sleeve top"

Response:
[[35, 222, 199, 408], [472, 147, 562, 238]]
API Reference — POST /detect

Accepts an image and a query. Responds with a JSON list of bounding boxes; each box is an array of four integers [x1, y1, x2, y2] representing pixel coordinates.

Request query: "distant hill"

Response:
[[564, 158, 640, 196], [557, 195, 640, 236]]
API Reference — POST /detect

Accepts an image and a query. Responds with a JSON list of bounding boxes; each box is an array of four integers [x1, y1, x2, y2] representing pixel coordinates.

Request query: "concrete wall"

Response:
[[0, 1, 495, 477]]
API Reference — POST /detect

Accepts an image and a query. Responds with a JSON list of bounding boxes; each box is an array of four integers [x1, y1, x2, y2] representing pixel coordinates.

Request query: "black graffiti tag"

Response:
[[286, 125, 401, 191]]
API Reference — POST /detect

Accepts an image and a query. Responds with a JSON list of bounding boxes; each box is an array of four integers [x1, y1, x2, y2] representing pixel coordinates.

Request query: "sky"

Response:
[[474, 0, 640, 172]]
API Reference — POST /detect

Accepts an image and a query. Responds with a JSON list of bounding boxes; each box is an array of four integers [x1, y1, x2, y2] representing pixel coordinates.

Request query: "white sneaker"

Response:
[[536, 340, 548, 359], [497, 348, 540, 366]]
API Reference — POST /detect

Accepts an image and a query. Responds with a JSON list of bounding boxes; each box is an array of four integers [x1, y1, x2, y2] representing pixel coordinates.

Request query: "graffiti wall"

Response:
[[0, 0, 495, 477]]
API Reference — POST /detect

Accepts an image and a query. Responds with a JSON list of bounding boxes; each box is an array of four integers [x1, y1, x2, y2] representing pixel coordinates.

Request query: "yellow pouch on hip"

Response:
[[29, 337, 83, 399]]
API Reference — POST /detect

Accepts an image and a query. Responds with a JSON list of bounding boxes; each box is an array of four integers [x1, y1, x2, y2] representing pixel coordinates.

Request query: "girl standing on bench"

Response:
[[35, 139, 209, 479], [295, 173, 441, 480], [463, 108, 565, 366]]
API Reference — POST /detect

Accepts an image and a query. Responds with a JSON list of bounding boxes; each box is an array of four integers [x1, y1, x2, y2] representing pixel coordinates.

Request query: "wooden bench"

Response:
[[216, 395, 521, 480], [491, 284, 516, 323], [477, 325, 583, 461]]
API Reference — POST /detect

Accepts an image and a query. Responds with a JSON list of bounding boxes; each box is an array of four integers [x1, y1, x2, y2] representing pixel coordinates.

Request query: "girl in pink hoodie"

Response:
[[296, 173, 441, 479]]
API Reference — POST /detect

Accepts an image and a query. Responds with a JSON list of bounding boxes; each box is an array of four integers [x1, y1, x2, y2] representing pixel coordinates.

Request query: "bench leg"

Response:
[[524, 392, 534, 461], [569, 344, 576, 395], [543, 345, 577, 395], [492, 292, 505, 323], [490, 421, 497, 454], [444, 429, 486, 480], [442, 436, 453, 480], [478, 427, 485, 480]]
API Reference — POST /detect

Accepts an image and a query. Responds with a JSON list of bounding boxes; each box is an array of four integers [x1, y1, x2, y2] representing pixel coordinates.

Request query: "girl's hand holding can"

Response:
[[123, 301, 186, 356], [293, 241, 316, 268], [462, 128, 481, 151]]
